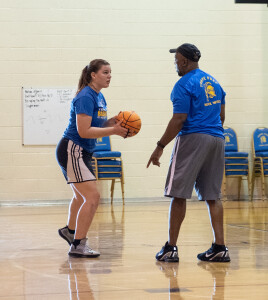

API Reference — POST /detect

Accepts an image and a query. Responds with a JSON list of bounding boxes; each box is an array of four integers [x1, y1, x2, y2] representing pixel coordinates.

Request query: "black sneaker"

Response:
[[197, 243, 230, 262], [58, 226, 74, 246], [156, 242, 179, 262]]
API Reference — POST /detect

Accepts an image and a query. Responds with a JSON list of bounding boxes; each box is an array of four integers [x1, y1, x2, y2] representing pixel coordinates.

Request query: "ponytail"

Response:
[[76, 59, 110, 95]]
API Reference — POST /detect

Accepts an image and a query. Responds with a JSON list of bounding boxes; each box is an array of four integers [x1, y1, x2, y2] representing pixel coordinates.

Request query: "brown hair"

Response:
[[76, 59, 110, 94]]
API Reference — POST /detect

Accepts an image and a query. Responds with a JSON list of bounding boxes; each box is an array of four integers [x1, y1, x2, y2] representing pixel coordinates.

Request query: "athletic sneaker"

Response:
[[58, 226, 74, 246], [68, 238, 100, 258], [197, 243, 230, 262], [155, 241, 179, 262]]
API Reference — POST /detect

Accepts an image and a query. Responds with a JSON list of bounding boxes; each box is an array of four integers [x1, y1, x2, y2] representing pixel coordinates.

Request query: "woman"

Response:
[[56, 59, 128, 258]]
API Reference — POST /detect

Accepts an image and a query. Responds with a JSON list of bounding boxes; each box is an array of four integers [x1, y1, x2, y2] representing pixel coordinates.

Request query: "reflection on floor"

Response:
[[0, 200, 267, 299]]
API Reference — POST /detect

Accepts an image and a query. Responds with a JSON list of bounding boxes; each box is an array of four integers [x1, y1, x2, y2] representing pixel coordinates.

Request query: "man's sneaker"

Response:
[[197, 243, 230, 262], [155, 242, 179, 262], [68, 238, 100, 258], [58, 226, 74, 246]]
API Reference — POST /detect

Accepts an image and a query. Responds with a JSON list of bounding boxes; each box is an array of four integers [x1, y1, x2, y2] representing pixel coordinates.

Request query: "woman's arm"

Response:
[[76, 114, 128, 139], [103, 116, 117, 127]]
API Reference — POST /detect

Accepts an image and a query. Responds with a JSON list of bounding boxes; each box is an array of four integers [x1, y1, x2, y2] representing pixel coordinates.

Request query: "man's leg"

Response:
[[206, 199, 224, 245], [196, 199, 230, 262], [155, 198, 186, 262], [168, 198, 186, 246]]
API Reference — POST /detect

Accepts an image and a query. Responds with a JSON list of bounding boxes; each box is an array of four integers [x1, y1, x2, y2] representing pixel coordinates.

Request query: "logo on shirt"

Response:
[[200, 76, 221, 107], [204, 82, 216, 101], [98, 109, 107, 118]]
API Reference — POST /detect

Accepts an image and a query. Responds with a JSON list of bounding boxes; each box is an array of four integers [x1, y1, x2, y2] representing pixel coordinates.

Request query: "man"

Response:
[[147, 43, 230, 263]]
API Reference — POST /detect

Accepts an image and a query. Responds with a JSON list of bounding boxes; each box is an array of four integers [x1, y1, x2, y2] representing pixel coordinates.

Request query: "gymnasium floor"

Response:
[[0, 199, 267, 300]]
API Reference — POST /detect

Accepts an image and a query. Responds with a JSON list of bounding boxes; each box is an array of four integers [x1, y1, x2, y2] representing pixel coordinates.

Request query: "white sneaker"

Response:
[[68, 238, 100, 258]]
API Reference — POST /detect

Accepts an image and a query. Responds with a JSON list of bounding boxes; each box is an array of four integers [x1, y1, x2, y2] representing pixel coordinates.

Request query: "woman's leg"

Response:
[[71, 181, 100, 239], [67, 185, 84, 230]]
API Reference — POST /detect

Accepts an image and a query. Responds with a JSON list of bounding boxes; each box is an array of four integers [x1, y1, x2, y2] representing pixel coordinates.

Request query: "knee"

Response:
[[172, 198, 186, 217], [173, 197, 186, 208], [94, 191, 101, 205], [73, 193, 83, 203], [85, 191, 100, 208], [206, 199, 222, 210]]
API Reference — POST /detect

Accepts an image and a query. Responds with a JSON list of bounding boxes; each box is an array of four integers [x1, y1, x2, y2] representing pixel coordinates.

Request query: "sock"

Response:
[[72, 239, 82, 248], [67, 226, 75, 234], [214, 243, 226, 250]]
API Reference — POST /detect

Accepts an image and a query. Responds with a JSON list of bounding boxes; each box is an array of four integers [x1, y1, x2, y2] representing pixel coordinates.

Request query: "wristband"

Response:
[[157, 141, 165, 149]]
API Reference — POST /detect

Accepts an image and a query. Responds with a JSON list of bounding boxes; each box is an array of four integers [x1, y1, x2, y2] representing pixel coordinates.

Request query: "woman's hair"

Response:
[[76, 59, 110, 94]]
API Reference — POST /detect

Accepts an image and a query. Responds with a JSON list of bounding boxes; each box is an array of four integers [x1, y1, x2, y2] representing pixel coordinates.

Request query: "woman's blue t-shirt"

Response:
[[63, 86, 107, 153], [171, 69, 226, 139]]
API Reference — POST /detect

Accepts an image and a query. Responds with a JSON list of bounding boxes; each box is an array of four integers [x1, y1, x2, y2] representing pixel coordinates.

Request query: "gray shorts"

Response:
[[165, 133, 224, 200]]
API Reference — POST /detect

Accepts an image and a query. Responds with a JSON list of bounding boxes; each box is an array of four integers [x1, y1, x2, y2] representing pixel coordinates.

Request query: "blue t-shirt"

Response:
[[171, 69, 226, 139], [63, 86, 107, 153]]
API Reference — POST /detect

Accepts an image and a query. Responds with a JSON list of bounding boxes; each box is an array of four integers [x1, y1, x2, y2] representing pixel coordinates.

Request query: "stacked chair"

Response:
[[223, 126, 251, 200], [91, 136, 125, 204], [251, 127, 268, 200]]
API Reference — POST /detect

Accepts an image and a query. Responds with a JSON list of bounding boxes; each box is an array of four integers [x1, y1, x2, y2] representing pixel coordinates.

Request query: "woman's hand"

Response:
[[113, 119, 131, 138], [104, 116, 118, 127]]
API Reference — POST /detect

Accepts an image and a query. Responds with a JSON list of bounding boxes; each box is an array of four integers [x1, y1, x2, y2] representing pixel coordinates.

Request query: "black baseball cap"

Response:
[[169, 43, 201, 62]]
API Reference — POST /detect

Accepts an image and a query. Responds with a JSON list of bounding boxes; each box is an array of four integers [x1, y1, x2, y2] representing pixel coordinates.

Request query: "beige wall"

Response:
[[0, 0, 267, 203]]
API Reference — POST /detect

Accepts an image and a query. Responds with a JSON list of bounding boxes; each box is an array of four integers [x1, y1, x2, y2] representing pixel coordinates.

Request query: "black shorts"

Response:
[[56, 138, 96, 184]]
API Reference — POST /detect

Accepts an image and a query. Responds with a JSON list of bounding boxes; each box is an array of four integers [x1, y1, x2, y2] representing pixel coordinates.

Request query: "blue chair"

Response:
[[91, 136, 124, 204], [251, 127, 268, 200], [223, 127, 251, 200]]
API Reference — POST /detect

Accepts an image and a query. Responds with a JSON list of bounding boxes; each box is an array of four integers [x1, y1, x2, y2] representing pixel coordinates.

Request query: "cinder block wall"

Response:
[[0, 0, 267, 202]]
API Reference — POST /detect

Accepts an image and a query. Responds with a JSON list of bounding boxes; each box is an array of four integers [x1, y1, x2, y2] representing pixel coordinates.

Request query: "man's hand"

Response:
[[147, 147, 163, 168]]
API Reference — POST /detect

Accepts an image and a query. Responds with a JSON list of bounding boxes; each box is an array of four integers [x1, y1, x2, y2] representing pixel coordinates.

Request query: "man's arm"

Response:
[[158, 113, 187, 147], [147, 113, 187, 168], [220, 104, 225, 126]]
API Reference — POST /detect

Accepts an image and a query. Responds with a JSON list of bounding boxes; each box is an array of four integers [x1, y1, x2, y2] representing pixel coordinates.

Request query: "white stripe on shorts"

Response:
[[166, 136, 180, 195], [67, 140, 95, 183]]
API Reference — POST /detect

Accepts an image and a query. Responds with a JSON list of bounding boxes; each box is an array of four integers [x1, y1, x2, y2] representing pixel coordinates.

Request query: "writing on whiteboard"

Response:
[[23, 88, 76, 145]]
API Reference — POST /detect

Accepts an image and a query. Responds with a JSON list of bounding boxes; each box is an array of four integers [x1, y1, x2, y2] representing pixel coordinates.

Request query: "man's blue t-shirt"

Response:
[[171, 69, 226, 139], [63, 86, 107, 153]]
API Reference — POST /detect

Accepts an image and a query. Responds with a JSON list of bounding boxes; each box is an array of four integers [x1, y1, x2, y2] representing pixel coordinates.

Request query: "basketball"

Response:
[[116, 111, 141, 136]]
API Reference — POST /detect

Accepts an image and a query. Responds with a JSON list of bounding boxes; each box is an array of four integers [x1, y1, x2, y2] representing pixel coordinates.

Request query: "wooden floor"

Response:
[[0, 200, 267, 300]]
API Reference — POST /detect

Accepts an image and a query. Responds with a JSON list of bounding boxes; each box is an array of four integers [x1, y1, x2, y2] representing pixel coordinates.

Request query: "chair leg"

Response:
[[111, 179, 115, 204], [237, 177, 242, 200], [261, 172, 265, 201], [260, 161, 265, 200], [121, 178, 125, 205], [248, 174, 252, 201], [251, 169, 255, 200]]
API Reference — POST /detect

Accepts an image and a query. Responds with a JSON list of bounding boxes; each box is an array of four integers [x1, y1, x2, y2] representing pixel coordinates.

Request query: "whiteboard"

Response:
[[22, 87, 76, 145]]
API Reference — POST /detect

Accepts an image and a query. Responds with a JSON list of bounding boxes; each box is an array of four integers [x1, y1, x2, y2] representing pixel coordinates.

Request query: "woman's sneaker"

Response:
[[155, 242, 179, 262], [58, 226, 74, 246], [197, 243, 230, 262], [68, 238, 100, 258]]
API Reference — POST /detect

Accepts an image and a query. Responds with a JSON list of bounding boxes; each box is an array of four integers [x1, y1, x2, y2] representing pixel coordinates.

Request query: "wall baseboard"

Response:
[[0, 195, 265, 207]]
